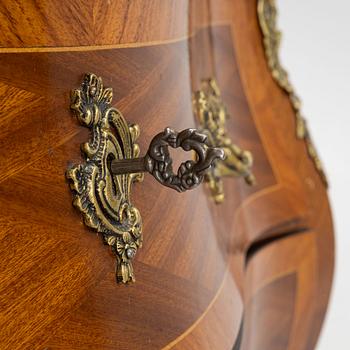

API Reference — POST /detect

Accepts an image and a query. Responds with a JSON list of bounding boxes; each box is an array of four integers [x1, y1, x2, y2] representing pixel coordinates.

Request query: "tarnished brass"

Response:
[[112, 127, 225, 193], [193, 79, 255, 204], [67, 73, 224, 284], [258, 0, 328, 186], [67, 73, 143, 284]]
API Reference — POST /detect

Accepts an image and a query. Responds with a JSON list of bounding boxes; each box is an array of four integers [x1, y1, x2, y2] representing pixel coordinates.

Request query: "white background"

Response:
[[278, 1, 350, 349]]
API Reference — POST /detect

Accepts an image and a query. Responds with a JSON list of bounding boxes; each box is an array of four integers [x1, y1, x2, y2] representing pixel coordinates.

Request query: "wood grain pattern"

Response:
[[0, 0, 189, 47], [0, 0, 334, 349]]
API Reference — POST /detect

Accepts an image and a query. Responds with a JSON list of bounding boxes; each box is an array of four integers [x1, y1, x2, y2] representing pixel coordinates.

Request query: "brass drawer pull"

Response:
[[67, 73, 224, 284]]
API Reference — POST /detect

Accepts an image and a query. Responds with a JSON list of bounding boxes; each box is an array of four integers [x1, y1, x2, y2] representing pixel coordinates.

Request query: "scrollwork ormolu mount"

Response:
[[193, 79, 256, 204], [67, 73, 143, 284], [257, 0, 328, 186], [67, 73, 224, 284]]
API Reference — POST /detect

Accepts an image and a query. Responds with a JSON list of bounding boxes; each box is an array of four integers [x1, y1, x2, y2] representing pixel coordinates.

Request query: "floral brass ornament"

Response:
[[67, 73, 225, 284], [258, 0, 328, 186], [193, 79, 256, 204], [67, 73, 143, 284]]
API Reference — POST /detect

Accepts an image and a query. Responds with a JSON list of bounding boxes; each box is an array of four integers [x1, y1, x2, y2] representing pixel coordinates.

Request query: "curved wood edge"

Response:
[[163, 263, 243, 350]]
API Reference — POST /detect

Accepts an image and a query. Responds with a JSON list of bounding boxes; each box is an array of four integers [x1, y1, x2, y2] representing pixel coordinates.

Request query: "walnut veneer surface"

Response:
[[0, 1, 334, 349]]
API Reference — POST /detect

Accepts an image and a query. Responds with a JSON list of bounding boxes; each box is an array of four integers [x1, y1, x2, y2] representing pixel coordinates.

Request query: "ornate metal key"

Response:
[[111, 127, 225, 193]]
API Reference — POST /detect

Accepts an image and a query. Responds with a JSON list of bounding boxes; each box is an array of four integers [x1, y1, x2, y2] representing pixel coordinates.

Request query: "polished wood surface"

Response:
[[0, 1, 334, 349]]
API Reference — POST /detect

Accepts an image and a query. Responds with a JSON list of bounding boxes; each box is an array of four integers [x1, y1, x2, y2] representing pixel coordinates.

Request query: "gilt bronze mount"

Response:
[[258, 0, 328, 186], [67, 73, 224, 284], [193, 79, 256, 204]]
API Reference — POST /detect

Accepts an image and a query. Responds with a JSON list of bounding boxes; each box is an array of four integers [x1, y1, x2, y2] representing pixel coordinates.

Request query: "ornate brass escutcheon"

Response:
[[67, 73, 224, 284], [193, 79, 256, 204]]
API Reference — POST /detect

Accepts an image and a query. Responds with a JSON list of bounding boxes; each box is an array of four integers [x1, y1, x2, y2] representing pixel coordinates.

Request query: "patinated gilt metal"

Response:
[[67, 73, 143, 284], [67, 73, 224, 284], [258, 0, 328, 186], [193, 79, 255, 204]]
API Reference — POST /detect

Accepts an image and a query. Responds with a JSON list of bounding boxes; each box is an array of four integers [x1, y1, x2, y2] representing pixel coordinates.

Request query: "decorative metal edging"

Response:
[[257, 0, 328, 186]]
